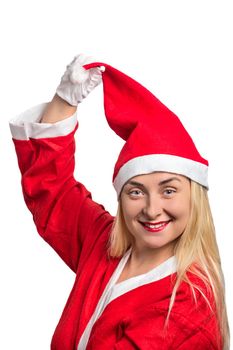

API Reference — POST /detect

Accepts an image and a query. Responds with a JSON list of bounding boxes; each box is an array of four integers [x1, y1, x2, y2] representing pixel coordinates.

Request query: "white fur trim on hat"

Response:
[[113, 154, 208, 197]]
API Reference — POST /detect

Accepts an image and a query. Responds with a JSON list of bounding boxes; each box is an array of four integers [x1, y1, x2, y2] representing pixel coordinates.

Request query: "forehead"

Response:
[[126, 172, 189, 185]]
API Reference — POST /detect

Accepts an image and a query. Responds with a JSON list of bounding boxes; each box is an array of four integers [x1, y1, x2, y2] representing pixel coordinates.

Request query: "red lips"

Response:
[[139, 220, 171, 233]]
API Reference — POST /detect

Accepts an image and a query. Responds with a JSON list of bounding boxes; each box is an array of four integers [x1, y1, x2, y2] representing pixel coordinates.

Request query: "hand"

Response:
[[56, 54, 104, 106]]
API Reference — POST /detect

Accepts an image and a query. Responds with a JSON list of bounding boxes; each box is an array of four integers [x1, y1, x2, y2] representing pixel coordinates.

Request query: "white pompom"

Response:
[[99, 66, 106, 72]]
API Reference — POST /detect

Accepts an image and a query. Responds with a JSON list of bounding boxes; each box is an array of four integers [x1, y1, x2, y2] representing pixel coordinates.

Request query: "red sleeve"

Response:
[[12, 125, 113, 272]]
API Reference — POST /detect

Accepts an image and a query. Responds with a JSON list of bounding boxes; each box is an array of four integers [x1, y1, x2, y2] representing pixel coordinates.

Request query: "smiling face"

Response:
[[120, 172, 191, 260]]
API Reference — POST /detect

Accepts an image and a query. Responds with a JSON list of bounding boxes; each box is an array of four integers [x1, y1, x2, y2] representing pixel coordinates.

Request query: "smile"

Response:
[[139, 220, 171, 233]]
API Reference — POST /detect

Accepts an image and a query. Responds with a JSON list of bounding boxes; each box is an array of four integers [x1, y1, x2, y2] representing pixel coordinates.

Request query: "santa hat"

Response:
[[84, 62, 208, 197]]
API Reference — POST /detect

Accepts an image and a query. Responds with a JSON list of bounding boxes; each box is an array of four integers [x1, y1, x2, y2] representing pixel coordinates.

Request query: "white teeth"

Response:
[[144, 223, 165, 229]]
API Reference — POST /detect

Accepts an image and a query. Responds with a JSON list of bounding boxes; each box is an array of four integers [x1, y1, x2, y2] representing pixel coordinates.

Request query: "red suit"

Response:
[[10, 105, 222, 349]]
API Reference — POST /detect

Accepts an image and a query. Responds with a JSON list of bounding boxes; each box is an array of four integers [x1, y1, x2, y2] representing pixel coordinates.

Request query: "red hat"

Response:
[[84, 62, 208, 196]]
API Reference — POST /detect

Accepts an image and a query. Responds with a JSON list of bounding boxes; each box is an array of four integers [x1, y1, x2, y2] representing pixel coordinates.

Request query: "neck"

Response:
[[129, 243, 175, 270]]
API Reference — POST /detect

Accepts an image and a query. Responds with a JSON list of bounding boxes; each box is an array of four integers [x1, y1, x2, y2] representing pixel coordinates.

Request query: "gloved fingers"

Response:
[[56, 53, 104, 105], [69, 54, 103, 84], [70, 65, 89, 84], [66, 53, 94, 68], [76, 53, 96, 65], [70, 66, 103, 85]]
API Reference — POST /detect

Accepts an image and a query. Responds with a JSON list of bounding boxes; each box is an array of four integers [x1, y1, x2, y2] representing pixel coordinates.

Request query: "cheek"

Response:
[[121, 200, 142, 222], [165, 198, 190, 220]]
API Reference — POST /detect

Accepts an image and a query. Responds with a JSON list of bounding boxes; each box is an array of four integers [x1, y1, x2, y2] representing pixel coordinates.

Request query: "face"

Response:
[[120, 172, 191, 259]]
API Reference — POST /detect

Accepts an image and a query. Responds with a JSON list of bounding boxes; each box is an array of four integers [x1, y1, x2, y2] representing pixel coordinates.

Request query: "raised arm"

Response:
[[10, 55, 113, 272]]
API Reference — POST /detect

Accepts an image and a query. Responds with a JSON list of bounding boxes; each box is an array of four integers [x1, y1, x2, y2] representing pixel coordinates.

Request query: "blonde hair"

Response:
[[108, 180, 230, 349]]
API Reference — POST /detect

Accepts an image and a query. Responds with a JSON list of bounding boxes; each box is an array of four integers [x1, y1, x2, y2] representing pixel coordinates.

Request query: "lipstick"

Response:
[[139, 220, 171, 233]]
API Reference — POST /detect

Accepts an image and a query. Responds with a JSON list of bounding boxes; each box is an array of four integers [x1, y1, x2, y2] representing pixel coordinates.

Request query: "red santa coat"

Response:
[[10, 104, 222, 349]]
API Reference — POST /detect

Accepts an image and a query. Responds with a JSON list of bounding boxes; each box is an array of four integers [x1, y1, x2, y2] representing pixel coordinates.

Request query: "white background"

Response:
[[0, 0, 232, 348]]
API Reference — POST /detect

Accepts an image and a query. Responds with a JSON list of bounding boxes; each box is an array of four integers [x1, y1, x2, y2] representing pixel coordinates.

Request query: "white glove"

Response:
[[56, 54, 104, 106]]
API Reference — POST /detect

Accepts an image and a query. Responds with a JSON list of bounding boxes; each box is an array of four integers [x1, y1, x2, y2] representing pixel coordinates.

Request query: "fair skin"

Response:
[[117, 172, 191, 282], [41, 94, 77, 123]]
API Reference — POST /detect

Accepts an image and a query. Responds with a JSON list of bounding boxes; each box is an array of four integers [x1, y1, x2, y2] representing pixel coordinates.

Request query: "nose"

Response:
[[141, 195, 163, 220]]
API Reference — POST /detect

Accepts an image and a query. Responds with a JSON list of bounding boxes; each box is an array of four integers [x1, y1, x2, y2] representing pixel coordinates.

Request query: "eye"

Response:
[[163, 188, 176, 197], [128, 189, 144, 198]]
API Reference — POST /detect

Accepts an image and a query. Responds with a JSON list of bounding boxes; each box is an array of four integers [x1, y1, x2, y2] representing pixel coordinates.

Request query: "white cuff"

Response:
[[9, 103, 78, 140]]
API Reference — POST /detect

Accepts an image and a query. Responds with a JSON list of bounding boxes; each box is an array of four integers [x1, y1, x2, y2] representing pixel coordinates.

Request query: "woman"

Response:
[[10, 54, 229, 349]]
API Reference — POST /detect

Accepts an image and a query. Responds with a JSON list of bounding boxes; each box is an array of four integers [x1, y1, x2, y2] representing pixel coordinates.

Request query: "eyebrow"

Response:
[[126, 177, 181, 188], [158, 177, 182, 186]]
